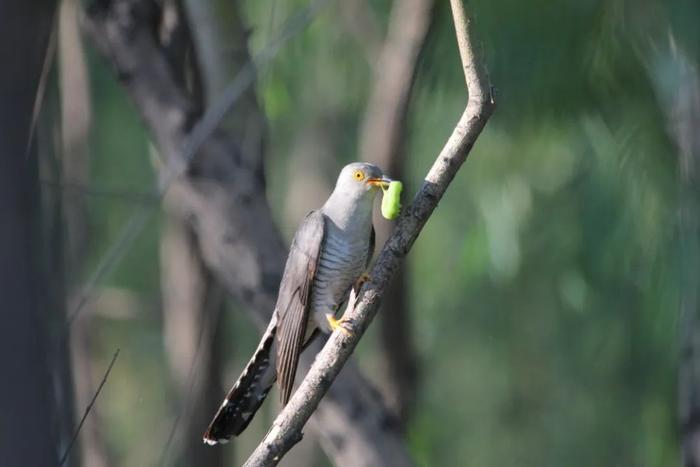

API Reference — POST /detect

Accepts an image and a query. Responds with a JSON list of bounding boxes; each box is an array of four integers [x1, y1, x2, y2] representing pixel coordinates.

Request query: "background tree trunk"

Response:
[[161, 203, 225, 467], [154, 3, 227, 466], [57, 0, 114, 465], [0, 0, 60, 464], [359, 0, 434, 425]]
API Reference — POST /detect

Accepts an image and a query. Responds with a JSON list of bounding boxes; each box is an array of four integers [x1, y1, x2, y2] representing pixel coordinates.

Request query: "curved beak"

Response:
[[367, 176, 393, 189]]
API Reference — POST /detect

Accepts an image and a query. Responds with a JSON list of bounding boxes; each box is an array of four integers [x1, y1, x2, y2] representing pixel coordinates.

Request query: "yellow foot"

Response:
[[326, 313, 353, 336]]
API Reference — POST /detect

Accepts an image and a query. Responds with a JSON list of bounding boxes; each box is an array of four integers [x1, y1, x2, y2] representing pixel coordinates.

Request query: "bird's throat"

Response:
[[321, 190, 376, 235]]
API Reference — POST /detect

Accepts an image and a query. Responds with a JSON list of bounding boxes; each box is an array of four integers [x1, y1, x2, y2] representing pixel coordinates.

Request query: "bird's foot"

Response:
[[326, 313, 353, 336]]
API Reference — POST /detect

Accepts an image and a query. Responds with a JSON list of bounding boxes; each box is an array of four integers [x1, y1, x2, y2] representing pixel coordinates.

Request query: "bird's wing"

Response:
[[275, 210, 325, 405]]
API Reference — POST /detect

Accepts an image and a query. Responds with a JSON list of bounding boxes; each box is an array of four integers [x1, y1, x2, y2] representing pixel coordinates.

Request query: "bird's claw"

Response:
[[326, 313, 354, 336]]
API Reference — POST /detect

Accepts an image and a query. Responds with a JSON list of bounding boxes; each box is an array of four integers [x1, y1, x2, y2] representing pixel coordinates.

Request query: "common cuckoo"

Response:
[[203, 162, 392, 444]]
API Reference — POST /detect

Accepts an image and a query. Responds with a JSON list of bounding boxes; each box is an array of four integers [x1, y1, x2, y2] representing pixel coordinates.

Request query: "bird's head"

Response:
[[334, 162, 393, 198], [323, 162, 394, 228]]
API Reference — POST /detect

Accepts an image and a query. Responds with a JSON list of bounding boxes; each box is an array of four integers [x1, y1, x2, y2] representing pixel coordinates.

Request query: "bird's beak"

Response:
[[367, 176, 392, 189]]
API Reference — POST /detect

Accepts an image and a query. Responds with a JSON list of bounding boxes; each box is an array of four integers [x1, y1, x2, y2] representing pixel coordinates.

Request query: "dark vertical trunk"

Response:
[[40, 81, 79, 466], [0, 0, 59, 464]]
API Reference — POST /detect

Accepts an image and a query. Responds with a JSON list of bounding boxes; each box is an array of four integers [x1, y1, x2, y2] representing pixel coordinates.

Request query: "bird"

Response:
[[203, 162, 393, 445]]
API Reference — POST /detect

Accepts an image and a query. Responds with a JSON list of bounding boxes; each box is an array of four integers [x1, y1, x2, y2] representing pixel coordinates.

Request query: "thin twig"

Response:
[[59, 348, 120, 466], [242, 0, 495, 464], [26, 6, 58, 158], [65, 207, 153, 327], [40, 179, 158, 204]]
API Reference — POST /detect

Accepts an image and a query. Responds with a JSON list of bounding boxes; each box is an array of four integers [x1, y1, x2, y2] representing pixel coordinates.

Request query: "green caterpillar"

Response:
[[381, 181, 403, 220]]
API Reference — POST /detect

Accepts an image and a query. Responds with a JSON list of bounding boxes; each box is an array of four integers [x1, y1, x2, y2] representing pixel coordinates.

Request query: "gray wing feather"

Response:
[[275, 210, 325, 405]]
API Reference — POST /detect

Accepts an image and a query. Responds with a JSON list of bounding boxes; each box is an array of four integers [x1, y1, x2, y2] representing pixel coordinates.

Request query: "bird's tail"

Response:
[[203, 315, 278, 445]]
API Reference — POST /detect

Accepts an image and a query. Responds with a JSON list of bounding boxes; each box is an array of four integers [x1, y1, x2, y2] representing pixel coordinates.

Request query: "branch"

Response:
[[242, 0, 495, 464]]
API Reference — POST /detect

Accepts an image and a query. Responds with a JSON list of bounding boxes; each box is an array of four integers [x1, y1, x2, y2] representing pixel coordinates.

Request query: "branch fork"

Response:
[[243, 0, 494, 465]]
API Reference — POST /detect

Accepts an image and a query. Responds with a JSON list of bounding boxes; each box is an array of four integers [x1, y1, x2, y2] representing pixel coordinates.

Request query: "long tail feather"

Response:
[[203, 315, 278, 444]]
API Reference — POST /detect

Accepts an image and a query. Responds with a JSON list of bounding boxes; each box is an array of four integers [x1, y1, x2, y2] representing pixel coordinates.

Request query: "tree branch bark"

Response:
[[242, 0, 494, 465]]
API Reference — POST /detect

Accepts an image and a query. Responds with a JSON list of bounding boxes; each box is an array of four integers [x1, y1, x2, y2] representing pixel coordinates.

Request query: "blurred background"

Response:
[[3, 0, 699, 466]]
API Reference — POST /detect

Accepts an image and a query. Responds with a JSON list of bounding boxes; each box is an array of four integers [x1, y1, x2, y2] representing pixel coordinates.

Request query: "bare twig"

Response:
[[65, 206, 154, 327], [59, 348, 120, 466], [26, 6, 58, 157], [242, 0, 495, 465], [40, 179, 157, 204]]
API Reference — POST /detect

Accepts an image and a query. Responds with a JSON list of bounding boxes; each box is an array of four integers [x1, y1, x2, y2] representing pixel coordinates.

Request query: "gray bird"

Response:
[[203, 162, 392, 444]]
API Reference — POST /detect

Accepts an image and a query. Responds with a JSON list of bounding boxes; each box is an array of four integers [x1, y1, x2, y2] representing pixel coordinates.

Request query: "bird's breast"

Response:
[[310, 229, 369, 330]]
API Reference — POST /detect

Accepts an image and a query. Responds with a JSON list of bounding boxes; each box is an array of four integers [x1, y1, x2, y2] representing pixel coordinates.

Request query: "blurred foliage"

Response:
[[64, 0, 700, 465]]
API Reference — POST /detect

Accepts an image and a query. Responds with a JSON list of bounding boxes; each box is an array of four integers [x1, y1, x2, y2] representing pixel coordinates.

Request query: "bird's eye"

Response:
[[352, 170, 365, 181]]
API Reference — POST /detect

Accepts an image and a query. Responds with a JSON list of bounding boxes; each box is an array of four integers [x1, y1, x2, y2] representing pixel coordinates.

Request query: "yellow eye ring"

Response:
[[353, 170, 365, 181]]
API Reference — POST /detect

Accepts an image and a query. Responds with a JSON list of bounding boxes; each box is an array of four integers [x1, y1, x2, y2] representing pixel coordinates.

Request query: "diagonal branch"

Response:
[[242, 0, 495, 465]]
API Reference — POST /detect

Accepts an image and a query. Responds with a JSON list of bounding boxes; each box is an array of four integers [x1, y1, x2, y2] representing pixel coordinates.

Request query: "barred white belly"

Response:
[[310, 227, 369, 332]]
